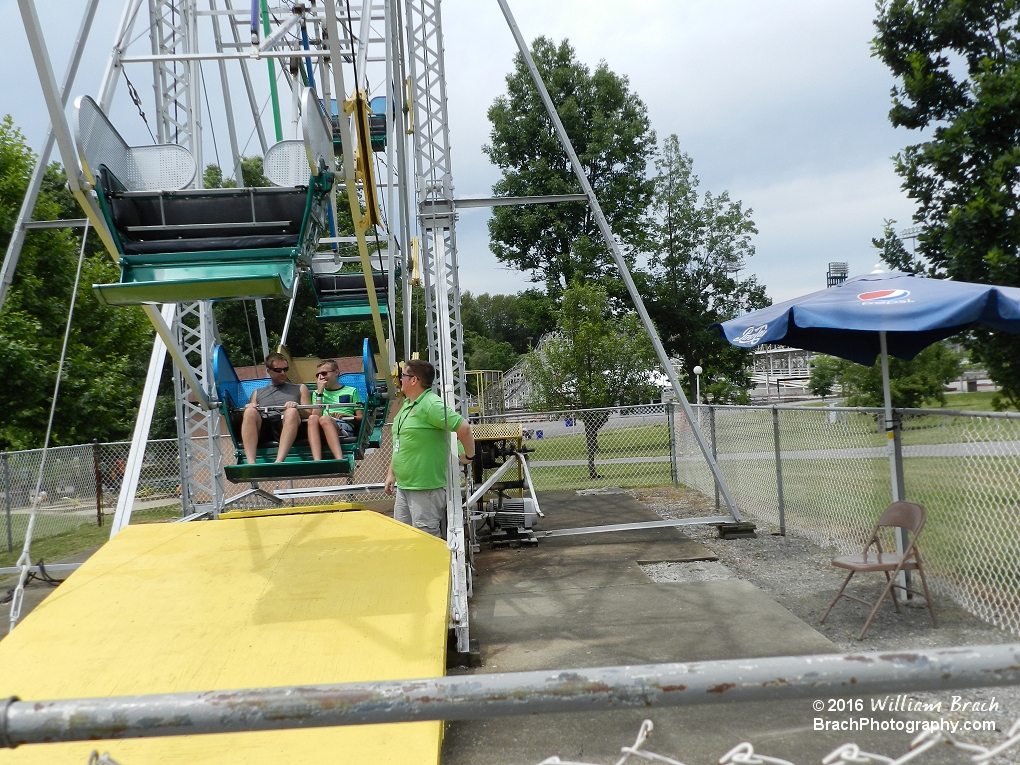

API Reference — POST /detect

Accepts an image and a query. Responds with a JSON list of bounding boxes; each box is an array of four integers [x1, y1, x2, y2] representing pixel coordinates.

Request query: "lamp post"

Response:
[[693, 365, 703, 406]]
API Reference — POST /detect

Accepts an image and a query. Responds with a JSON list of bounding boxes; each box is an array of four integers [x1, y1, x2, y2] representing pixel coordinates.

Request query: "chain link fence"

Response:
[[480, 404, 673, 492], [5, 403, 1020, 638], [0, 431, 393, 554], [673, 403, 1020, 637]]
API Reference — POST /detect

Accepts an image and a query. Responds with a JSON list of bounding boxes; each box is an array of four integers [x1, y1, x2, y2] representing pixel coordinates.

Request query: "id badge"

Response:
[[393, 438, 399, 453]]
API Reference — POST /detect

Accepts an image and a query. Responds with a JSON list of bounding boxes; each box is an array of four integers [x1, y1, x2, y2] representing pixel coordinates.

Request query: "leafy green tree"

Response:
[[871, 219, 924, 274], [460, 289, 557, 354], [837, 343, 962, 408], [873, 1, 1020, 408], [0, 116, 152, 449], [464, 332, 519, 371], [203, 156, 270, 188], [523, 281, 657, 478], [640, 135, 770, 401], [485, 37, 655, 297], [809, 355, 844, 399]]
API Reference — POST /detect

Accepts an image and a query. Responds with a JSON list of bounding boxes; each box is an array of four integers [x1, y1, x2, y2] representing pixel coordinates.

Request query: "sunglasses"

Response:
[[316, 370, 335, 377], [268, 366, 289, 373]]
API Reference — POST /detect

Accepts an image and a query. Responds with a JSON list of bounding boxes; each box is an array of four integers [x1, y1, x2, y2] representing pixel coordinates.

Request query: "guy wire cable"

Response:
[[9, 220, 91, 633]]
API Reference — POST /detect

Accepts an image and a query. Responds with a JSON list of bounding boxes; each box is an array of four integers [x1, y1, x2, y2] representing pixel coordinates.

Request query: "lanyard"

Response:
[[395, 393, 424, 440]]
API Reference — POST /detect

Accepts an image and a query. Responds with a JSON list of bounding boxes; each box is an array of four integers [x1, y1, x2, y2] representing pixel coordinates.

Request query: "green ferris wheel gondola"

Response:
[[79, 91, 335, 306]]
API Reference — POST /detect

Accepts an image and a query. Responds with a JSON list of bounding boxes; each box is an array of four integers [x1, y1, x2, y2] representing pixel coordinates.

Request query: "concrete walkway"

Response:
[[443, 491, 959, 765]]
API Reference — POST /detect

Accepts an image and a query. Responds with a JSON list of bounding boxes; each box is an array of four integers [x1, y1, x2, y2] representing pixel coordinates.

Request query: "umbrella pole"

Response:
[[880, 332, 909, 597]]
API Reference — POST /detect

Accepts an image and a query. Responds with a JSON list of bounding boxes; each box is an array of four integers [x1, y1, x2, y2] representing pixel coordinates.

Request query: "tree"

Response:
[[0, 116, 153, 449], [640, 136, 771, 402], [873, 1, 1020, 408], [464, 332, 519, 371], [523, 281, 658, 478], [872, 219, 925, 274], [829, 343, 962, 408], [460, 289, 558, 355], [485, 37, 655, 297], [203, 156, 270, 188], [809, 355, 843, 399]]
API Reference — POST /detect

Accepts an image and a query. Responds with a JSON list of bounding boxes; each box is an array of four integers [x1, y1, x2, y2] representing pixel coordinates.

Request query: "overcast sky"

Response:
[[1, 0, 919, 304]]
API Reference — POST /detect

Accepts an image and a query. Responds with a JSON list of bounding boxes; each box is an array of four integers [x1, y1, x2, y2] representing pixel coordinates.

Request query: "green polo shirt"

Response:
[[391, 389, 463, 490], [317, 385, 361, 417]]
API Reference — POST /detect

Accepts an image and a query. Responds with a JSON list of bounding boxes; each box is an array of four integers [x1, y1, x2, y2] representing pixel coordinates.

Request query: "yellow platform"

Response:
[[0, 509, 450, 764]]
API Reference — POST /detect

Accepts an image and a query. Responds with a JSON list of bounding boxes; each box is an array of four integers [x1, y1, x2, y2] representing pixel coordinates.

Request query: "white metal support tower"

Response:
[[403, 0, 468, 415], [403, 0, 472, 653], [149, 0, 203, 173], [145, 0, 224, 515], [172, 302, 225, 517]]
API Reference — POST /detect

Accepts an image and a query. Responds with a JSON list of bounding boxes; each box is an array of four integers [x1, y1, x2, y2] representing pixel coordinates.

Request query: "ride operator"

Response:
[[308, 358, 363, 461], [384, 359, 474, 538]]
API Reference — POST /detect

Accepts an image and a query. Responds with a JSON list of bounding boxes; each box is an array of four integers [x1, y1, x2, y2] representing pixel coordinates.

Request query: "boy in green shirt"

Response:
[[384, 359, 474, 538], [308, 359, 363, 461]]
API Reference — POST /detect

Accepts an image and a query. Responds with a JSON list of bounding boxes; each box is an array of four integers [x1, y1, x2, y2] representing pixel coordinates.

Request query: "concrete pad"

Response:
[[472, 580, 836, 670], [475, 491, 718, 597], [444, 491, 960, 765]]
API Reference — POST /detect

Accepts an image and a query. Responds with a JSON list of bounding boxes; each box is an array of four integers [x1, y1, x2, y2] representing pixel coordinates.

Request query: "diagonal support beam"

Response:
[[1, 0, 101, 313], [494, 0, 742, 522]]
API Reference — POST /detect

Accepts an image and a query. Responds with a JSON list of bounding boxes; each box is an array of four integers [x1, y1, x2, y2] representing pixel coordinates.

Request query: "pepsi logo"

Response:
[[733, 324, 769, 345], [858, 289, 911, 302]]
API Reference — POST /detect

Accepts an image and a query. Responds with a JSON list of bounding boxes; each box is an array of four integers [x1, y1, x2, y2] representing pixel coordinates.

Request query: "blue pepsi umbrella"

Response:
[[716, 269, 1020, 366], [715, 269, 1020, 503]]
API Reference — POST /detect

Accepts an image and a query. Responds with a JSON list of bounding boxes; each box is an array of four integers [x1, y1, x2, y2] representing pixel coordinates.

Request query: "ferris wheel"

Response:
[[5, 0, 743, 668]]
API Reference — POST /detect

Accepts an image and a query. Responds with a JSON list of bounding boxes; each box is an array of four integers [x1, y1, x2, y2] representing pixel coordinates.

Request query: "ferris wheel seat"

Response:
[[224, 456, 355, 483], [78, 88, 334, 306], [212, 341, 389, 484], [90, 167, 331, 305], [317, 301, 390, 322], [93, 265, 299, 306], [311, 270, 390, 323]]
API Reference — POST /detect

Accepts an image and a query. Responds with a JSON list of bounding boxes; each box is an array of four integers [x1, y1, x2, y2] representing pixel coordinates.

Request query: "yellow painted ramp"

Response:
[[0, 510, 450, 764]]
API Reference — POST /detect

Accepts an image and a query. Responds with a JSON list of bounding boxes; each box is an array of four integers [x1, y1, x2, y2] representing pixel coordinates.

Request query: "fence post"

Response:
[[773, 406, 786, 536], [92, 439, 103, 528], [892, 409, 910, 596], [667, 402, 678, 488], [710, 406, 719, 509], [892, 409, 906, 501], [2, 452, 11, 552]]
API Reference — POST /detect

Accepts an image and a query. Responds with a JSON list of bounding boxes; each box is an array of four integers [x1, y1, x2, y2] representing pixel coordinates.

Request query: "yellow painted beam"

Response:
[[0, 511, 449, 764]]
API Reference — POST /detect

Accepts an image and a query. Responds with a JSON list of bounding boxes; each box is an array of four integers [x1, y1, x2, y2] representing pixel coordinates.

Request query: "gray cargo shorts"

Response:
[[393, 487, 447, 539]]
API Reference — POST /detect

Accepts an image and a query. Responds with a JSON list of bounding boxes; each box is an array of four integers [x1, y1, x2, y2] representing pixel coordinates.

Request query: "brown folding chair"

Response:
[[820, 501, 937, 640]]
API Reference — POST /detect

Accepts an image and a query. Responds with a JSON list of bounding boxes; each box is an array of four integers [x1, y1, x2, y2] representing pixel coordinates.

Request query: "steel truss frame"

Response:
[[402, 0, 474, 652], [172, 302, 225, 517]]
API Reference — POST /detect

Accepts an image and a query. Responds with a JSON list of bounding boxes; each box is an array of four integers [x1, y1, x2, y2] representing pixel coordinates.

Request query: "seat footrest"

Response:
[[94, 273, 292, 306], [225, 457, 355, 484]]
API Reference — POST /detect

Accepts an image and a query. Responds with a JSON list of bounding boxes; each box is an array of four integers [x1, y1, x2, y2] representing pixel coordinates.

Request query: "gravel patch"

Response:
[[642, 560, 737, 582], [628, 486, 1020, 760]]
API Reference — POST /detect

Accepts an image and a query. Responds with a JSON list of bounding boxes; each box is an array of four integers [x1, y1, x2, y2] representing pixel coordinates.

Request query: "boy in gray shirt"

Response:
[[240, 352, 311, 463]]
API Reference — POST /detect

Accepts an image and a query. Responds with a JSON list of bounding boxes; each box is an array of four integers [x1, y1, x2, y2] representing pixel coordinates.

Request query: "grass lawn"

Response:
[[921, 390, 1017, 412], [529, 461, 673, 492], [526, 422, 672, 462], [0, 505, 181, 570]]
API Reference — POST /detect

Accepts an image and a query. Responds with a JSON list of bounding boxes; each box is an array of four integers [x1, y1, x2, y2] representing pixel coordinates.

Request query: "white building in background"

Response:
[[750, 346, 814, 400]]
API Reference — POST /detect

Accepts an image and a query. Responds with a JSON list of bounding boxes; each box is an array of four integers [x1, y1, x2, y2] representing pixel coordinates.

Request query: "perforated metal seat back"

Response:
[[76, 96, 195, 191], [265, 141, 309, 187]]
